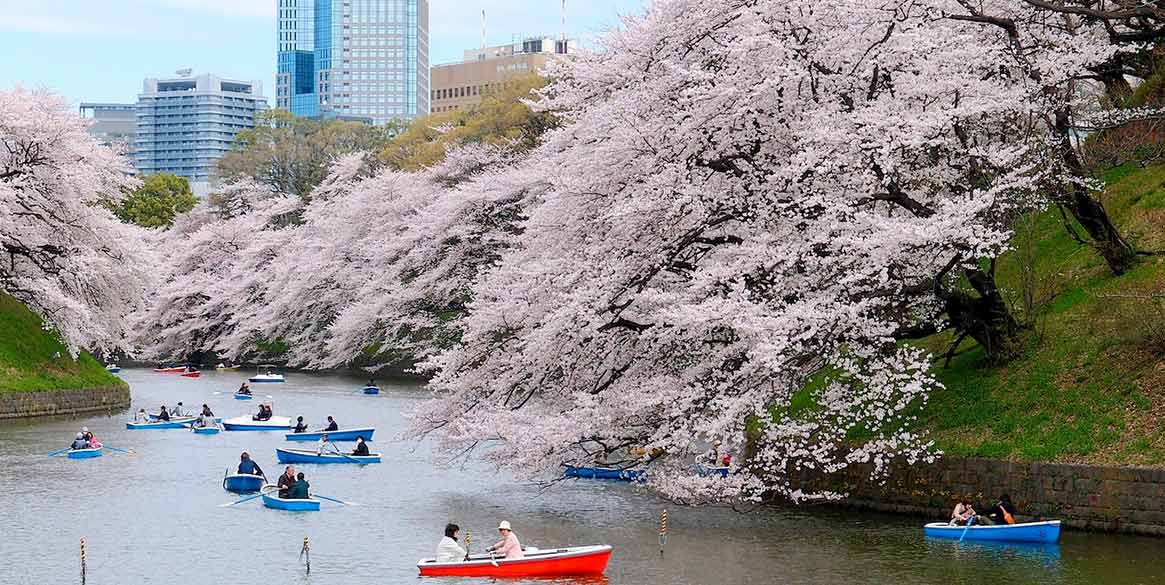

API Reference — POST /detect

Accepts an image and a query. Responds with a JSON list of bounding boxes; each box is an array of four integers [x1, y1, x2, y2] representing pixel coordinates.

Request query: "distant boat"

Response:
[[67, 447, 103, 459], [275, 447, 381, 464], [126, 417, 196, 430], [249, 364, 285, 383], [192, 426, 220, 435], [215, 363, 240, 371], [261, 492, 320, 511], [285, 427, 375, 442], [222, 416, 292, 431], [923, 520, 1061, 543], [223, 473, 266, 493], [181, 370, 202, 378], [417, 545, 613, 577], [105, 364, 121, 373], [362, 385, 380, 395], [696, 464, 730, 478], [234, 393, 254, 400], [564, 465, 646, 482], [153, 365, 187, 373]]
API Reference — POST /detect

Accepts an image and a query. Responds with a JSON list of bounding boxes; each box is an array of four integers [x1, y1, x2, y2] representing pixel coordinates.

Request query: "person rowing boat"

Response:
[[315, 433, 336, 456], [293, 416, 308, 433], [236, 383, 252, 396], [171, 402, 186, 417], [238, 452, 265, 478], [488, 521, 523, 559]]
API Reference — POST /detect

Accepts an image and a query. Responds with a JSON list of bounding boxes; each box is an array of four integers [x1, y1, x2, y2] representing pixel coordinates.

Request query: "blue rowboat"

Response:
[[696, 465, 730, 478], [67, 447, 103, 459], [923, 520, 1061, 543], [564, 465, 646, 482], [126, 417, 196, 430], [223, 473, 266, 493], [234, 393, 254, 400], [284, 427, 375, 442], [222, 416, 292, 431], [193, 426, 221, 435], [275, 447, 381, 464], [105, 365, 121, 373], [150, 413, 219, 423], [362, 386, 380, 395], [262, 493, 320, 511]]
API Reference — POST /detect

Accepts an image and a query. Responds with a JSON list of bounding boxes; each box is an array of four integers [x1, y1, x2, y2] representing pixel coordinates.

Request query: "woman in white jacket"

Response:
[[436, 523, 467, 562]]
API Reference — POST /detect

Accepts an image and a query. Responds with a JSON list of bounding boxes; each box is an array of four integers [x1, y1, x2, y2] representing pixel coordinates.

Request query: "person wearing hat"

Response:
[[487, 521, 523, 559], [435, 523, 467, 563]]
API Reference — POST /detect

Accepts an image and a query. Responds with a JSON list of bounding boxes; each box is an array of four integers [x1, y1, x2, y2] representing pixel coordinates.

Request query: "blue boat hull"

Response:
[[275, 448, 381, 464], [285, 427, 375, 442], [106, 367, 121, 373], [362, 386, 379, 395], [127, 418, 194, 429], [248, 379, 284, 383], [564, 465, 646, 482], [924, 521, 1061, 543], [193, 426, 220, 434], [68, 448, 103, 459], [234, 394, 253, 400], [262, 493, 320, 511], [223, 474, 266, 493]]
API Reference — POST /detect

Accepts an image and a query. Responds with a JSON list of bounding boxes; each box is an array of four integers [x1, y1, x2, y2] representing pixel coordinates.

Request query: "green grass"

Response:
[[913, 163, 1165, 465], [0, 292, 125, 393]]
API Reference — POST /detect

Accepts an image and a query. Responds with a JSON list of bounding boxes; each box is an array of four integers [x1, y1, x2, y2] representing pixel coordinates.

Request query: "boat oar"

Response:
[[220, 488, 273, 508], [313, 494, 358, 506], [47, 447, 71, 457], [103, 446, 136, 454], [958, 514, 975, 542]]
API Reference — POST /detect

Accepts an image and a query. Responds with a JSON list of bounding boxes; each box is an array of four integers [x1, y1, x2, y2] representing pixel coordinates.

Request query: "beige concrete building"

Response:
[[430, 37, 574, 114]]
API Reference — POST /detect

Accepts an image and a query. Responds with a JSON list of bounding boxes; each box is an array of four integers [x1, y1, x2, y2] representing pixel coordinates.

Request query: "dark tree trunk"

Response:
[[1051, 108, 1137, 276], [941, 264, 1022, 363]]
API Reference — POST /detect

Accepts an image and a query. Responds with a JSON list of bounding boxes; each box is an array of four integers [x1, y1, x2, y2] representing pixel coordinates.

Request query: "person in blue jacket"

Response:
[[237, 452, 264, 477]]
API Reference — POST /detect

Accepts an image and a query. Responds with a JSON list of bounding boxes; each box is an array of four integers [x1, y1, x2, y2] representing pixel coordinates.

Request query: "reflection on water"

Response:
[[1, 369, 1163, 585]]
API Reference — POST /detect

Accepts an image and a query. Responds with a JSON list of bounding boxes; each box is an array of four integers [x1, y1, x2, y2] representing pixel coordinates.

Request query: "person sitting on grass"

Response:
[[286, 472, 310, 499]]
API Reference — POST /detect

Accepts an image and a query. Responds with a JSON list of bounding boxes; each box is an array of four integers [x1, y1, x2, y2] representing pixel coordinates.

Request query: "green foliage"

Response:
[[380, 74, 558, 171], [216, 109, 401, 199], [913, 164, 1165, 464], [0, 293, 125, 393], [110, 173, 197, 228]]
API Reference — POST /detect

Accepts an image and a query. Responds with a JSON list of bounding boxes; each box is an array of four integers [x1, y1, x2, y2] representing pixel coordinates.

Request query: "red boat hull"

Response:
[[418, 546, 611, 577], [181, 372, 201, 378]]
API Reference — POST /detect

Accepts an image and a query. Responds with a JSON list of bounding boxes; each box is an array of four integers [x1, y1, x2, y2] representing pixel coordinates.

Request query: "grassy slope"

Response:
[[0, 292, 125, 393], [916, 163, 1165, 465]]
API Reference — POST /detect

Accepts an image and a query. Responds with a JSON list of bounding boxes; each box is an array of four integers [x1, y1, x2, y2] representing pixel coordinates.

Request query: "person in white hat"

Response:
[[487, 520, 523, 559]]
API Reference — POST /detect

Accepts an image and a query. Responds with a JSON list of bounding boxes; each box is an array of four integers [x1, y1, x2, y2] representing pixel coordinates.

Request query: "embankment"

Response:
[[0, 293, 129, 418], [835, 456, 1165, 537]]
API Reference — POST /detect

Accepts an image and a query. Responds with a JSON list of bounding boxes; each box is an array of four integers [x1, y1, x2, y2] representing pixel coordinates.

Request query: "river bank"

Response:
[[0, 293, 129, 418]]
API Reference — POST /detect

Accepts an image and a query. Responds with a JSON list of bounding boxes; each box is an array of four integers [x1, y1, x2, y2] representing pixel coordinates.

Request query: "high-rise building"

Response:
[[79, 102, 138, 160], [134, 73, 268, 196], [276, 0, 430, 125], [430, 37, 573, 114]]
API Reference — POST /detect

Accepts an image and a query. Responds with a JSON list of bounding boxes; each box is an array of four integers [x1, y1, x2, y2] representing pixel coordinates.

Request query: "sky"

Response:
[[0, 0, 648, 105]]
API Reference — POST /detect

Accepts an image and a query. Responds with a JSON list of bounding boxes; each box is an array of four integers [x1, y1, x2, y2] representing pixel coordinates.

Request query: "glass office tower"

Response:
[[276, 0, 429, 124]]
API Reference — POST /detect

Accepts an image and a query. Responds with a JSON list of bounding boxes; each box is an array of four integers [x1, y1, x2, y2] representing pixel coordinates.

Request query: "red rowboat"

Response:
[[181, 371, 201, 378], [417, 545, 612, 577], [153, 366, 187, 373]]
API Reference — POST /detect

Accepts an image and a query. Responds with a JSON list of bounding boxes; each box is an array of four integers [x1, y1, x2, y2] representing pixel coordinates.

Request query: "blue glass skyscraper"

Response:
[[276, 0, 429, 124]]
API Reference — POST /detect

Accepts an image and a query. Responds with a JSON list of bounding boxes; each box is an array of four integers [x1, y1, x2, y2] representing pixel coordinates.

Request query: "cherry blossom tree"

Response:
[[0, 87, 153, 355], [408, 0, 1109, 502]]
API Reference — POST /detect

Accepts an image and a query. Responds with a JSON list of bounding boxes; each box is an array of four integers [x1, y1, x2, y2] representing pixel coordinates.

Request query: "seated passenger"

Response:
[[293, 416, 308, 433], [323, 416, 339, 432], [286, 472, 310, 499], [436, 523, 467, 563], [71, 433, 89, 450], [156, 405, 171, 422], [352, 436, 370, 456]]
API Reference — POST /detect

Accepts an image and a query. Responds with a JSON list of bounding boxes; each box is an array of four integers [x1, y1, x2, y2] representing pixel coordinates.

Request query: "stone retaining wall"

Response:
[[832, 456, 1165, 536], [0, 386, 130, 419]]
